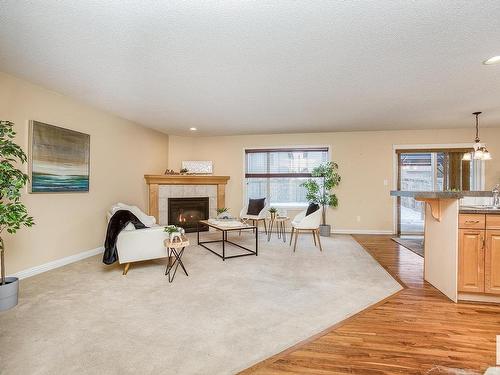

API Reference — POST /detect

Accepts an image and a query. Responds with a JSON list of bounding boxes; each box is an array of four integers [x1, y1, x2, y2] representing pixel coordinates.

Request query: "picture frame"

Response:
[[181, 160, 213, 174], [29, 120, 90, 193]]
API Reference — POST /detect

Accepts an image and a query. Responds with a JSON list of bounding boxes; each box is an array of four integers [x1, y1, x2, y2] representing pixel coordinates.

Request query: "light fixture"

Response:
[[483, 55, 500, 65], [463, 111, 492, 161], [189, 127, 197, 131]]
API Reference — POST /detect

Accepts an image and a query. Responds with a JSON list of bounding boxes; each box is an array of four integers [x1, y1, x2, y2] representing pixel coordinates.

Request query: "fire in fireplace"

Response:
[[168, 197, 209, 233]]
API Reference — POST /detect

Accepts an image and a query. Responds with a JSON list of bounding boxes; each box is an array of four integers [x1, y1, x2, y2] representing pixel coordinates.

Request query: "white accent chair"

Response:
[[289, 208, 323, 252], [107, 204, 168, 275], [240, 199, 269, 234]]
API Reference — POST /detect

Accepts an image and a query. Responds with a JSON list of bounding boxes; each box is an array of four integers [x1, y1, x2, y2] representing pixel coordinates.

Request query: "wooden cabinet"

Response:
[[485, 230, 500, 294], [458, 214, 500, 296], [459, 214, 486, 229], [458, 229, 485, 293]]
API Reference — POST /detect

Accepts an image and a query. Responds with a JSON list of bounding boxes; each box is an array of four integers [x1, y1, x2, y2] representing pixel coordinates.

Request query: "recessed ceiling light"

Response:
[[189, 127, 197, 131], [483, 55, 500, 65]]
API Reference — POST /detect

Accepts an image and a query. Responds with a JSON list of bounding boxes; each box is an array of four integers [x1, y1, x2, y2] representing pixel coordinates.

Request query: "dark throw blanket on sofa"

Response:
[[103, 210, 147, 265]]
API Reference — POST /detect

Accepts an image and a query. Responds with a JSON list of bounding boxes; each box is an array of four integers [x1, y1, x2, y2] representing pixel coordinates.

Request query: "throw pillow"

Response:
[[247, 198, 266, 215], [305, 203, 320, 216]]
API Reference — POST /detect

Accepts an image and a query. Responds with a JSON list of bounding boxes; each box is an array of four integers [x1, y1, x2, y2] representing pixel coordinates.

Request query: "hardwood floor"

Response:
[[240, 235, 500, 375]]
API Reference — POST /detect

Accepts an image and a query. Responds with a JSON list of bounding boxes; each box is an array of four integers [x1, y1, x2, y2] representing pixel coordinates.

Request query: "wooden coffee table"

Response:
[[197, 219, 258, 261]]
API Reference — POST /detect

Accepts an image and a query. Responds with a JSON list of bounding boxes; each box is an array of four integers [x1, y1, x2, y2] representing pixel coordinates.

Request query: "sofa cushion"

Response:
[[305, 203, 320, 216], [247, 198, 266, 215]]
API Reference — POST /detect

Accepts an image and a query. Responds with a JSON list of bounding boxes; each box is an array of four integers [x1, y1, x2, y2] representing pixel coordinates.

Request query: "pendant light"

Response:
[[462, 112, 492, 161]]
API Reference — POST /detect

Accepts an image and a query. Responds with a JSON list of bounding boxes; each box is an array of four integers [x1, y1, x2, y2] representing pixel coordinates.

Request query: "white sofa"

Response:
[[107, 203, 168, 275]]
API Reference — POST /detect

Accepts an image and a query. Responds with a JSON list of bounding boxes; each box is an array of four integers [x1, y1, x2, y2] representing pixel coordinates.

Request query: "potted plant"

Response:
[[301, 161, 340, 237], [268, 207, 278, 220], [164, 225, 186, 243], [216, 207, 231, 219], [0, 120, 34, 311]]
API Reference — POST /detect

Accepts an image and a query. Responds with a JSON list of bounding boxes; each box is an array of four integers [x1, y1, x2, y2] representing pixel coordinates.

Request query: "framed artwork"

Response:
[[29, 121, 90, 193], [181, 160, 213, 174]]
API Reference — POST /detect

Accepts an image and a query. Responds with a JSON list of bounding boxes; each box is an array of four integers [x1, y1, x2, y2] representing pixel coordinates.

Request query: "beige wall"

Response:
[[168, 128, 500, 233], [0, 72, 169, 274]]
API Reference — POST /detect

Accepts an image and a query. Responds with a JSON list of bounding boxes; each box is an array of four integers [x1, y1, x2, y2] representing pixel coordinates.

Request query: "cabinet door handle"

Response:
[[465, 220, 480, 224]]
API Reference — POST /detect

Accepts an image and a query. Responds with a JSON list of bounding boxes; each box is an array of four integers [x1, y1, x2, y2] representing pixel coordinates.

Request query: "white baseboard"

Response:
[[12, 246, 104, 280], [261, 228, 394, 235], [332, 229, 394, 235]]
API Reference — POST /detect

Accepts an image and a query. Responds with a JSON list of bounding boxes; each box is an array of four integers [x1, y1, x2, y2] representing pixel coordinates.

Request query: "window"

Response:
[[245, 147, 329, 207]]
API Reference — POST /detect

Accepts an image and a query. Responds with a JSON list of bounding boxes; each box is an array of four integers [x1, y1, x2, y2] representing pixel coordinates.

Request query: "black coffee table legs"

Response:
[[165, 246, 188, 283]]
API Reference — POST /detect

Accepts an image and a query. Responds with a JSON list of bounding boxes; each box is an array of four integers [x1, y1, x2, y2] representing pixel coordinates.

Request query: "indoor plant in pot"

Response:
[[301, 161, 340, 237], [268, 207, 278, 220], [0, 120, 34, 311]]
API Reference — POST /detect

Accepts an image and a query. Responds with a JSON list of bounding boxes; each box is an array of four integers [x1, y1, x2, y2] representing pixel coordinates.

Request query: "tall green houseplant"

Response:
[[301, 162, 340, 235], [0, 120, 34, 309]]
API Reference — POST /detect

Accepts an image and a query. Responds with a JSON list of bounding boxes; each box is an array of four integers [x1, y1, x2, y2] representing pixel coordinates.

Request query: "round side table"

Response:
[[267, 216, 289, 242], [164, 237, 189, 283]]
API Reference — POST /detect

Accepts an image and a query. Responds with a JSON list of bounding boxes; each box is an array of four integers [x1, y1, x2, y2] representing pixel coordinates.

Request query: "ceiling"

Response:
[[1, 1, 500, 136]]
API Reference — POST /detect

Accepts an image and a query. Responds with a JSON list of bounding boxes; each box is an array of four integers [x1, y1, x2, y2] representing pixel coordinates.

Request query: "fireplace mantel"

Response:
[[144, 175, 230, 185], [144, 174, 230, 222]]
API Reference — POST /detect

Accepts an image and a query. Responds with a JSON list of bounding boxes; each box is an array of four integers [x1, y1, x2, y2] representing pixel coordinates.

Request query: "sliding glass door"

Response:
[[397, 149, 472, 235]]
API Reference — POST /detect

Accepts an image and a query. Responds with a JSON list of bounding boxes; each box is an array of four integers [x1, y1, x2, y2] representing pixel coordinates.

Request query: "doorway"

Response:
[[395, 148, 474, 257]]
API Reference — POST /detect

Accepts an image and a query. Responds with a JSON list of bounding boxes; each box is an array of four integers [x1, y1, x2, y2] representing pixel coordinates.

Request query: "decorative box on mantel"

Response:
[[144, 175, 230, 223]]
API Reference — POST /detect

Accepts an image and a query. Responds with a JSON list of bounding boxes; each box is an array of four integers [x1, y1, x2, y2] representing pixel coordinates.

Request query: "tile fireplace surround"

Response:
[[159, 185, 216, 225], [144, 175, 230, 224]]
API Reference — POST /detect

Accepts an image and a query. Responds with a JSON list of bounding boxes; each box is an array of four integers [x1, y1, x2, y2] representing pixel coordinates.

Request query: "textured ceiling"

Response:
[[1, 1, 500, 136]]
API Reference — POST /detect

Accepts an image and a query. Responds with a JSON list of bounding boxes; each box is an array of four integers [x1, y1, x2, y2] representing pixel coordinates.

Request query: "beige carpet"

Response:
[[0, 233, 401, 375]]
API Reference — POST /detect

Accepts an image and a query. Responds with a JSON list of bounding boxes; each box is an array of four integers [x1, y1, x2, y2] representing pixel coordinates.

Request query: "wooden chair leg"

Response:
[[312, 229, 317, 246], [263, 219, 268, 234], [289, 227, 295, 246], [123, 263, 131, 275], [293, 229, 299, 252], [316, 229, 323, 252]]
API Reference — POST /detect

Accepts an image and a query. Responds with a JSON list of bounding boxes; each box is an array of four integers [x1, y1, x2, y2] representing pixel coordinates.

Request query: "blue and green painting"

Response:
[[31, 121, 90, 193]]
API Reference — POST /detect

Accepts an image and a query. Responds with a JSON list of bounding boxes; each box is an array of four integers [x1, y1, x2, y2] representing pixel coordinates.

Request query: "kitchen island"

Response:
[[391, 191, 499, 303]]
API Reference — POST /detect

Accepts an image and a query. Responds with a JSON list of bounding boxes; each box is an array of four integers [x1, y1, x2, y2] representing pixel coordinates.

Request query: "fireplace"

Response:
[[168, 197, 209, 233]]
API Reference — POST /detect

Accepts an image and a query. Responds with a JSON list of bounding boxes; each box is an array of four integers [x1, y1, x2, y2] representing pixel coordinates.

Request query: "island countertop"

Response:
[[390, 190, 493, 199], [459, 207, 500, 214]]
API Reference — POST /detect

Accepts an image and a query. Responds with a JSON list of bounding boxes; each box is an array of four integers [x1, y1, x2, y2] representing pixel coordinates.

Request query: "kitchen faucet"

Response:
[[493, 183, 500, 207]]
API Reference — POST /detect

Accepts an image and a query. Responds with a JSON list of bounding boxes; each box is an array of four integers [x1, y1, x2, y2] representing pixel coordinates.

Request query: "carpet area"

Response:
[[0, 233, 401, 375]]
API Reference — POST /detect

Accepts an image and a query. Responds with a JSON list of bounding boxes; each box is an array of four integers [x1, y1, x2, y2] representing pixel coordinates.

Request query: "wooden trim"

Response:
[[415, 198, 441, 221], [149, 184, 159, 220], [245, 147, 328, 154], [218, 184, 226, 213], [144, 175, 230, 185], [245, 173, 312, 178]]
